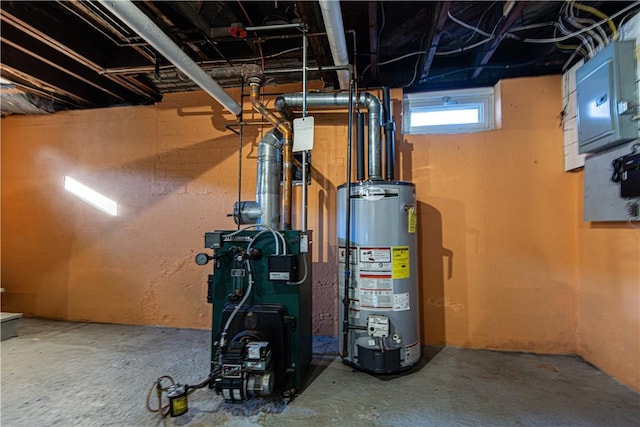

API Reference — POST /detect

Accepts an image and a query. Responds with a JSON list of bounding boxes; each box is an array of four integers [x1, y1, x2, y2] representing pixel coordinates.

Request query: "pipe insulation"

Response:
[[319, 0, 351, 90], [275, 92, 383, 180], [99, 0, 242, 116]]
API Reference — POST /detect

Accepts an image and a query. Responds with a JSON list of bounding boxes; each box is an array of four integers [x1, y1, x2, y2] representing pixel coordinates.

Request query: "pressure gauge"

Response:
[[195, 253, 211, 266]]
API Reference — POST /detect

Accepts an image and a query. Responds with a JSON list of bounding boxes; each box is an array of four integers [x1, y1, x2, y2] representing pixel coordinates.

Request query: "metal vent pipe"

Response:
[[356, 112, 366, 181], [256, 129, 282, 229], [250, 83, 293, 230], [99, 0, 242, 116], [319, 0, 350, 90], [275, 92, 383, 180]]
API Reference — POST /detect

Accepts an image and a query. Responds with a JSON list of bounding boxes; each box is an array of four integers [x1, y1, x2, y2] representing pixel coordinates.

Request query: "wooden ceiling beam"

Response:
[[421, 0, 452, 79], [368, 1, 378, 82], [471, 1, 527, 79]]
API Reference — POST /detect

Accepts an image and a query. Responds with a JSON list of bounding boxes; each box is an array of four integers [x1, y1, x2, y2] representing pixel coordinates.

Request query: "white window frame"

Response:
[[403, 87, 495, 135]]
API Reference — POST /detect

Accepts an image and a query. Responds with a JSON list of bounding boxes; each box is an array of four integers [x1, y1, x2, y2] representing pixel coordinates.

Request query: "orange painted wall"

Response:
[[2, 75, 639, 390], [1, 82, 339, 335], [575, 180, 640, 391], [403, 76, 578, 354]]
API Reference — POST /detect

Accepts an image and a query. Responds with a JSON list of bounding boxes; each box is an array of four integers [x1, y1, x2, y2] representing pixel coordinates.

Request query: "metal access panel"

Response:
[[576, 41, 637, 154], [584, 141, 640, 221]]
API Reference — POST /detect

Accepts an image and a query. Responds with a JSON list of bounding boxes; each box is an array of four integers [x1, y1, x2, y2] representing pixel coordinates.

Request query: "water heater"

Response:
[[337, 181, 421, 373]]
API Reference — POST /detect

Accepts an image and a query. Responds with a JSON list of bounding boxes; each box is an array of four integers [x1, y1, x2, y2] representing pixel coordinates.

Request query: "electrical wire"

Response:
[[572, 1, 618, 40], [558, 18, 595, 57], [404, 31, 429, 88], [360, 51, 424, 81], [447, 10, 492, 38], [442, 2, 638, 56], [224, 224, 282, 255], [435, 37, 494, 56], [564, 3, 605, 51], [516, 2, 639, 43], [287, 253, 308, 285], [563, 1, 600, 52]]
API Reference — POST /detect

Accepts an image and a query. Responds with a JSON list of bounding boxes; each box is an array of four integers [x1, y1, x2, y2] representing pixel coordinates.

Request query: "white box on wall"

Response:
[[562, 60, 586, 171]]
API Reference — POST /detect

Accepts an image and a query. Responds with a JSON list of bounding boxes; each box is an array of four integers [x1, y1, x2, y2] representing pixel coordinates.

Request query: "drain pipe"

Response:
[[99, 0, 241, 116], [275, 92, 383, 180], [382, 87, 396, 180], [249, 82, 293, 230], [319, 0, 350, 90]]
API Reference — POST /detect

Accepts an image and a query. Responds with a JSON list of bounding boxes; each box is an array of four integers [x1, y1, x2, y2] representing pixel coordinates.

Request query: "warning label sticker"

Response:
[[360, 289, 393, 310], [407, 206, 416, 233], [393, 292, 410, 311], [359, 273, 393, 290], [359, 248, 391, 263], [392, 246, 410, 279]]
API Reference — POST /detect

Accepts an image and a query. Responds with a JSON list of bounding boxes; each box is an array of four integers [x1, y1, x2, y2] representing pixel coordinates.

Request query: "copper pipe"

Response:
[[249, 83, 292, 230]]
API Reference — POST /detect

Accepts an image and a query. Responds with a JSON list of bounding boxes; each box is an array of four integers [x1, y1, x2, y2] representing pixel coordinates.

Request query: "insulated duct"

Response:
[[99, 0, 242, 116], [275, 92, 383, 180], [319, 0, 350, 90], [256, 129, 282, 229]]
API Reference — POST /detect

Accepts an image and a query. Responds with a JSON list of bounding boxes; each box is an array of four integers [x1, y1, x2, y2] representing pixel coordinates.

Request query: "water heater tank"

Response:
[[337, 181, 421, 373]]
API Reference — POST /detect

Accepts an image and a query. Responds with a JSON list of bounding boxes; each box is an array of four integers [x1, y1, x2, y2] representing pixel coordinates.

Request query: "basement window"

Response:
[[403, 87, 494, 134]]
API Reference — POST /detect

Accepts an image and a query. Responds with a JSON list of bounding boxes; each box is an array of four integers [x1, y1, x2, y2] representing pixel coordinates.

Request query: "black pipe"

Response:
[[356, 112, 365, 181], [342, 78, 355, 359], [382, 87, 396, 181]]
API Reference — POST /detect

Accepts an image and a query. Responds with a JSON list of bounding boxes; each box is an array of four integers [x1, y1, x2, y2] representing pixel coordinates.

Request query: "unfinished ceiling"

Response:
[[1, 1, 638, 115]]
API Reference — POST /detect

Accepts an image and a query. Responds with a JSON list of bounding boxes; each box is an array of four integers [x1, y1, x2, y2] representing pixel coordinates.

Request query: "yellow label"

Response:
[[407, 206, 416, 233], [392, 246, 410, 279]]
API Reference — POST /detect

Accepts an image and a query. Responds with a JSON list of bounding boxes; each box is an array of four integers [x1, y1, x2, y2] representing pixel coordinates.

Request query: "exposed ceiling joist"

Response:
[[368, 1, 378, 82], [0, 1, 634, 113], [471, 1, 528, 79], [421, 0, 452, 79]]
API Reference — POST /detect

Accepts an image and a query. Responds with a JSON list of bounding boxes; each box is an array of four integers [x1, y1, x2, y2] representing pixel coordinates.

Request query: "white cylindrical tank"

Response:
[[337, 181, 421, 373]]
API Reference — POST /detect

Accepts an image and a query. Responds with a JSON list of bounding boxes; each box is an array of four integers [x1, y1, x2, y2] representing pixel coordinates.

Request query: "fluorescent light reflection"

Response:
[[64, 176, 118, 216]]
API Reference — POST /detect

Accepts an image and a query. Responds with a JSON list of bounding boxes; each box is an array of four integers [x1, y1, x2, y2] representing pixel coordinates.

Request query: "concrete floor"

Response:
[[1, 319, 638, 426]]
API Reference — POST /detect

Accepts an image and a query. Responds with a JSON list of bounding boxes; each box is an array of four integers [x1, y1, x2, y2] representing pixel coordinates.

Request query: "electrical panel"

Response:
[[576, 41, 637, 154]]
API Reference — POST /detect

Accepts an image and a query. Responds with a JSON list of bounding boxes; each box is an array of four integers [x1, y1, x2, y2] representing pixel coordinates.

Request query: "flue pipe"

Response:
[[99, 0, 242, 116], [256, 129, 282, 229], [356, 112, 366, 181], [275, 92, 383, 180], [249, 83, 293, 230], [318, 0, 350, 90]]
